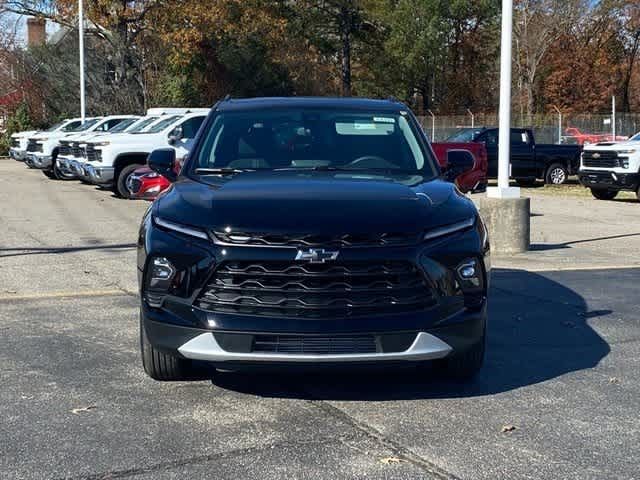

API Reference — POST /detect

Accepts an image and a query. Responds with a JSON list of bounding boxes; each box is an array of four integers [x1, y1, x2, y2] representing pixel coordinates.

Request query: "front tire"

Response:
[[545, 163, 568, 185], [590, 188, 618, 201], [42, 169, 56, 179], [140, 314, 192, 381], [115, 164, 143, 198]]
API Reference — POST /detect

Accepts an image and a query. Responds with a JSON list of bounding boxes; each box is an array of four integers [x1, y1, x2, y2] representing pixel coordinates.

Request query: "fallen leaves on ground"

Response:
[[609, 377, 621, 384], [71, 405, 97, 414], [379, 457, 402, 465], [501, 424, 518, 433]]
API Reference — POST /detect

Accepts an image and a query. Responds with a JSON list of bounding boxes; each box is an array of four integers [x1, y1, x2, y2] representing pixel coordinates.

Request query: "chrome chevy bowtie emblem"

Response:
[[592, 153, 601, 159], [295, 248, 339, 263]]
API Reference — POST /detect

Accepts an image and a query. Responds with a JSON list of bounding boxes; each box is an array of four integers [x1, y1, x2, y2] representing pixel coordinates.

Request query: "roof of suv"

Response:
[[216, 97, 406, 112]]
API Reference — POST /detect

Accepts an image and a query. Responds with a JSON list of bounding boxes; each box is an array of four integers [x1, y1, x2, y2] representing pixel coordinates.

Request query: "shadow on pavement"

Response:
[[531, 232, 640, 251], [210, 268, 611, 400]]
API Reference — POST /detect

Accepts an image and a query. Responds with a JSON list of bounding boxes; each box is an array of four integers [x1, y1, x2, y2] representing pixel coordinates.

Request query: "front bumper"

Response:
[[9, 148, 26, 160], [142, 305, 485, 366], [87, 165, 114, 185], [56, 157, 77, 177], [579, 170, 640, 191], [27, 154, 52, 169]]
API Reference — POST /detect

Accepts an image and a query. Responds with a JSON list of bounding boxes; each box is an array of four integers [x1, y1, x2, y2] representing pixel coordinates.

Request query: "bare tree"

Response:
[[513, 0, 587, 118]]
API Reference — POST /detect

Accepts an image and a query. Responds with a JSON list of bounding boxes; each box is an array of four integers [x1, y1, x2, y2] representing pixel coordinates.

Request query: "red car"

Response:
[[126, 166, 171, 200], [563, 127, 628, 145], [431, 142, 488, 193]]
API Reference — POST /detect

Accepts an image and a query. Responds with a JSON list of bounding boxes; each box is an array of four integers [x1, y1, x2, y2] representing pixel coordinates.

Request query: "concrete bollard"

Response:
[[475, 197, 530, 254]]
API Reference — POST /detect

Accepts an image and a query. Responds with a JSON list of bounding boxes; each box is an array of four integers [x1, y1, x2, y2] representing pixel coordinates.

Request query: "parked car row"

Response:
[[10, 108, 209, 199]]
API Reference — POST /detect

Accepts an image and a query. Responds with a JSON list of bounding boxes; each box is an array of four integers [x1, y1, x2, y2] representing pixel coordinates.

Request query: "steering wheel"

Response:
[[346, 156, 394, 169]]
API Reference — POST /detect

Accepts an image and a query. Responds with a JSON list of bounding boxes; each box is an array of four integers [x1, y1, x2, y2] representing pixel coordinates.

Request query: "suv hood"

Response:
[[155, 171, 476, 235]]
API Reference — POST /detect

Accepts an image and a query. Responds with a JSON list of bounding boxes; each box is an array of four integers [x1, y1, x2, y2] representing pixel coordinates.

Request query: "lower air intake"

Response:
[[252, 335, 377, 354]]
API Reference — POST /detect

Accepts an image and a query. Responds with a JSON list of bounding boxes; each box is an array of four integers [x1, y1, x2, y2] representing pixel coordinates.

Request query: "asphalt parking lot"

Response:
[[1, 160, 639, 480]]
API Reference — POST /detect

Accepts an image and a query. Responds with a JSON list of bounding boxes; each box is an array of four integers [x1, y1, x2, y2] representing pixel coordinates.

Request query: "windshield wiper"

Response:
[[195, 167, 252, 175]]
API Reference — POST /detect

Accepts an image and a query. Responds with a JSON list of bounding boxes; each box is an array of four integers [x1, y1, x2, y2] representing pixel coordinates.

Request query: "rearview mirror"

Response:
[[444, 150, 475, 182], [168, 125, 183, 145], [148, 148, 177, 182]]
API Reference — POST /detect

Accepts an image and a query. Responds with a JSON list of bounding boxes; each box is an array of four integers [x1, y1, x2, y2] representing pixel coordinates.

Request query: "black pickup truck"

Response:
[[447, 127, 582, 185]]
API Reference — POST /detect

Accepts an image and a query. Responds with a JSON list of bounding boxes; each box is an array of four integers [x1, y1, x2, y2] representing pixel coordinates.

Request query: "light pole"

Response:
[[552, 105, 562, 144], [487, 0, 520, 199], [427, 110, 436, 142], [612, 96, 616, 140], [78, 0, 86, 122], [480, 0, 530, 255], [467, 109, 475, 128]]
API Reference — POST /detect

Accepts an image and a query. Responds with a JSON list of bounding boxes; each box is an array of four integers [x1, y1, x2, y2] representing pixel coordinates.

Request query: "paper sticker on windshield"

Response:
[[373, 117, 396, 123], [353, 123, 377, 130]]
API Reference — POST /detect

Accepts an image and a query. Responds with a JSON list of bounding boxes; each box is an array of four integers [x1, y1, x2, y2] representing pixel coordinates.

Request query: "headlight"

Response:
[[154, 216, 209, 241], [93, 141, 110, 146], [35, 138, 47, 142], [616, 149, 636, 155], [423, 217, 475, 242], [145, 257, 176, 307]]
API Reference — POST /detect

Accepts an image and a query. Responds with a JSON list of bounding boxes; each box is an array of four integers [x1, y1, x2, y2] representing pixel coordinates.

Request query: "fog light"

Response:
[[459, 264, 476, 279], [456, 259, 482, 288]]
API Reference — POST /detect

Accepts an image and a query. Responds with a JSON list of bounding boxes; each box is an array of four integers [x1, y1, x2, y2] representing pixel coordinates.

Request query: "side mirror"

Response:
[[148, 148, 177, 182], [168, 125, 183, 145], [444, 150, 475, 182]]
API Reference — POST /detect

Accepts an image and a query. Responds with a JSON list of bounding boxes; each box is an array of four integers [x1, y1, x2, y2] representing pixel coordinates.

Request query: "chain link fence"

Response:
[[417, 113, 640, 144]]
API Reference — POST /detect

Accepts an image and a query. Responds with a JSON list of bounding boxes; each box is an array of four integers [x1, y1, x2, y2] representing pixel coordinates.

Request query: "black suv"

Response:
[[138, 97, 490, 381]]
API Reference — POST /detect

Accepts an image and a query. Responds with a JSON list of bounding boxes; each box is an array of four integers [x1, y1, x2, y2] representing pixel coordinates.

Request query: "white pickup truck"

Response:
[[82, 109, 209, 197], [9, 129, 38, 161], [578, 132, 640, 201], [15, 118, 83, 163], [54, 115, 139, 179], [26, 117, 103, 178]]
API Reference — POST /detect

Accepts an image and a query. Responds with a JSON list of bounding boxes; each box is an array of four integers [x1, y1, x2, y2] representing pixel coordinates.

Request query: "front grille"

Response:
[[196, 261, 436, 318], [213, 231, 421, 248], [253, 334, 377, 354], [58, 141, 71, 155], [11, 138, 20, 148], [582, 151, 621, 168], [71, 143, 84, 157], [85, 144, 102, 161], [27, 140, 42, 152]]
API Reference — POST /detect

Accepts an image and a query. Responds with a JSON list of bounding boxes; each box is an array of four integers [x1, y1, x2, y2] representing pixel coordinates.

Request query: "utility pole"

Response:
[[79, 0, 86, 121]]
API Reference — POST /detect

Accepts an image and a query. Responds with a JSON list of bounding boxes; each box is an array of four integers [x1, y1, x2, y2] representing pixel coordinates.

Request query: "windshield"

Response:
[[629, 132, 640, 142], [133, 115, 180, 134], [193, 109, 436, 175], [67, 118, 100, 132], [107, 118, 138, 133], [61, 121, 82, 132], [446, 128, 484, 142], [46, 122, 65, 132], [127, 116, 160, 133]]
